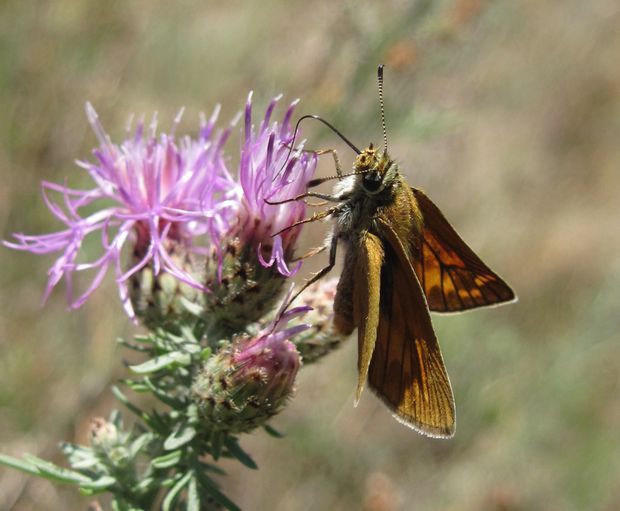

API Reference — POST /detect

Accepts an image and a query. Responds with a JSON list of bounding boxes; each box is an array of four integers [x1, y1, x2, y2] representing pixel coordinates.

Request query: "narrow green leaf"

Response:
[[264, 424, 285, 438], [187, 474, 200, 511], [130, 334, 153, 344], [109, 409, 123, 428], [129, 433, 154, 458], [180, 297, 204, 317], [198, 461, 226, 475], [80, 475, 117, 491], [111, 498, 143, 511], [182, 344, 202, 356], [200, 347, 212, 360], [148, 409, 170, 432], [210, 430, 223, 460], [192, 320, 208, 341], [195, 470, 241, 511], [143, 377, 184, 408], [161, 472, 183, 488], [224, 437, 257, 470], [130, 351, 191, 374], [0, 453, 40, 477], [134, 476, 156, 493], [58, 442, 98, 469], [59, 441, 86, 455], [123, 380, 150, 392], [152, 450, 183, 469], [24, 455, 92, 484], [164, 423, 196, 450], [180, 325, 199, 344], [111, 386, 153, 426], [162, 471, 192, 511], [71, 458, 101, 471], [117, 338, 152, 351], [186, 404, 199, 425]]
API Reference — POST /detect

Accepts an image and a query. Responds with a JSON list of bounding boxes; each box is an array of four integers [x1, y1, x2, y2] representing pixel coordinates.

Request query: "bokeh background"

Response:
[[2, 0, 620, 509]]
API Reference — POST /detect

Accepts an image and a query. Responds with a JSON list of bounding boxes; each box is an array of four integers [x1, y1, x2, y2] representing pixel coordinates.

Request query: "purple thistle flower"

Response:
[[202, 94, 318, 335], [4, 103, 232, 317], [4, 95, 316, 320], [232, 92, 317, 277]]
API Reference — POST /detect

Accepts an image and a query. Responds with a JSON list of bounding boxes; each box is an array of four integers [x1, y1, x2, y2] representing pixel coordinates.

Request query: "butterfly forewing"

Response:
[[412, 188, 516, 313], [368, 218, 456, 437], [352, 233, 384, 403]]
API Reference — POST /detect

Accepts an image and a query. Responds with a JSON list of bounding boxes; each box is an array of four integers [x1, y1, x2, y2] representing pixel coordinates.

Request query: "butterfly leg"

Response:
[[281, 145, 343, 180], [317, 148, 344, 178], [265, 191, 345, 206], [307, 149, 347, 188], [286, 235, 339, 307], [290, 244, 327, 262], [270, 205, 343, 237]]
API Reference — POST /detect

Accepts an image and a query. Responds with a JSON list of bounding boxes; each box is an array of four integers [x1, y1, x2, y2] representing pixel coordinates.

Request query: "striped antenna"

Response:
[[377, 65, 388, 154]]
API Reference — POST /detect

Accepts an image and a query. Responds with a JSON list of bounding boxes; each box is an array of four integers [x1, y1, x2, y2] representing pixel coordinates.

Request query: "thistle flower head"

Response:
[[3, 104, 232, 317], [202, 94, 317, 334], [192, 298, 310, 433], [4, 95, 316, 323]]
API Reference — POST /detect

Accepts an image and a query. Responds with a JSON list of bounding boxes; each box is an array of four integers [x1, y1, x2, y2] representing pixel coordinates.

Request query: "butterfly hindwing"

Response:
[[412, 188, 516, 313], [369, 218, 455, 437]]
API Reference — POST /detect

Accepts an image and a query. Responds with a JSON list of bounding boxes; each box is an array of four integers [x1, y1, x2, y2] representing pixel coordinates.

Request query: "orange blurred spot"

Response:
[[384, 40, 419, 72], [448, 0, 489, 29], [363, 471, 399, 511]]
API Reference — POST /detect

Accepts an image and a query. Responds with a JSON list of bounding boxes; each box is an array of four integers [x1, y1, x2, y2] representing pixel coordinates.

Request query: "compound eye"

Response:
[[362, 172, 382, 192]]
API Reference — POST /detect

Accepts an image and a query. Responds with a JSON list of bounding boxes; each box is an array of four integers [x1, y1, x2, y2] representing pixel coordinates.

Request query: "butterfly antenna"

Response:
[[277, 115, 361, 179], [377, 64, 388, 155], [299, 114, 361, 154]]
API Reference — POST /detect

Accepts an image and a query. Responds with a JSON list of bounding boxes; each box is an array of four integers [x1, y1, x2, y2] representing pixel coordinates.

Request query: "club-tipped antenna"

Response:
[[377, 64, 388, 155]]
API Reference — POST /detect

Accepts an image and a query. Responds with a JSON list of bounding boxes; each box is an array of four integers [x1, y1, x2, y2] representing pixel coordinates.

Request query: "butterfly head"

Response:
[[354, 144, 396, 195]]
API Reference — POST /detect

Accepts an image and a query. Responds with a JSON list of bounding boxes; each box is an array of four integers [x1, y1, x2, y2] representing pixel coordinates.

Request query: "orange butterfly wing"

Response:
[[412, 188, 516, 313], [367, 219, 455, 437], [351, 233, 384, 404]]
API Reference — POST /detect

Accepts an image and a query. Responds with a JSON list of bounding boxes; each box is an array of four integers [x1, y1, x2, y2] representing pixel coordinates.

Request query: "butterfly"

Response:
[[272, 65, 516, 437]]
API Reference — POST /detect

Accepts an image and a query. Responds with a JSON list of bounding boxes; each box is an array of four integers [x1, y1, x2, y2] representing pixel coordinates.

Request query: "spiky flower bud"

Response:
[[203, 239, 286, 337], [192, 305, 308, 433], [192, 336, 299, 433], [290, 278, 349, 363]]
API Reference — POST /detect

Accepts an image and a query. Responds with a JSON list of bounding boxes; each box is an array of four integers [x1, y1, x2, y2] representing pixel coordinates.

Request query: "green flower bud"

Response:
[[192, 328, 302, 433]]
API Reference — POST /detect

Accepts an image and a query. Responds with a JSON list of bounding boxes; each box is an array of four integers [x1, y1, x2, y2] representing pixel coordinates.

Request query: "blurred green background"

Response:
[[2, 0, 620, 509]]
